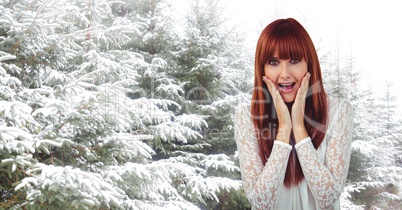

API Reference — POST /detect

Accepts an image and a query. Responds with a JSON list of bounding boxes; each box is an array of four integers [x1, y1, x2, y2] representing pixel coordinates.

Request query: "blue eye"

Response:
[[290, 59, 301, 64], [268, 60, 279, 65]]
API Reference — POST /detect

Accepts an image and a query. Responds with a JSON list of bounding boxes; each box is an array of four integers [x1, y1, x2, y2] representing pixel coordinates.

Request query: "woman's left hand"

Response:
[[292, 72, 310, 142]]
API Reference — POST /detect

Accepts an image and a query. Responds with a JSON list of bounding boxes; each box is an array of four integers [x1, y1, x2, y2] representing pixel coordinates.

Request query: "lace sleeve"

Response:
[[234, 105, 292, 209], [295, 98, 353, 209]]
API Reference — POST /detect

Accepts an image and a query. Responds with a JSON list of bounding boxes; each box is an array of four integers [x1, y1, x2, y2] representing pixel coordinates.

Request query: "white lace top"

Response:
[[234, 98, 353, 210]]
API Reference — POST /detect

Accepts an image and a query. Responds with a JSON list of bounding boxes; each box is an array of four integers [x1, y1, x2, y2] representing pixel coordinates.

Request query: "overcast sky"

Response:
[[173, 0, 402, 113]]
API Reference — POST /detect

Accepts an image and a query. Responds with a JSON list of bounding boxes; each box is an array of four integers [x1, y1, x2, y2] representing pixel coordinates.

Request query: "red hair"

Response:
[[251, 18, 328, 188]]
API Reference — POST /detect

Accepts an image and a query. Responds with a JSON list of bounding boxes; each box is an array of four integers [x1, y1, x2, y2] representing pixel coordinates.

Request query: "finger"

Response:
[[298, 72, 311, 99], [301, 72, 310, 92], [304, 72, 311, 91], [262, 76, 279, 104], [262, 76, 275, 95], [294, 73, 310, 107]]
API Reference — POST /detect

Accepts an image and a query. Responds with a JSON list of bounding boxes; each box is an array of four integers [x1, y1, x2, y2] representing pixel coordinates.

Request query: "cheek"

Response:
[[300, 63, 308, 75], [264, 67, 279, 81], [294, 65, 308, 80], [297, 71, 308, 81]]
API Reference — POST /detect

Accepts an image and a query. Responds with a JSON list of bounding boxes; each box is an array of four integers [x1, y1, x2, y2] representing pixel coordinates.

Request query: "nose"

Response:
[[279, 63, 290, 78]]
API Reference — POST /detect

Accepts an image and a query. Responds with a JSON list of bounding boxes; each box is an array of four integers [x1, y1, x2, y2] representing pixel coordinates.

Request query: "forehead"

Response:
[[267, 48, 304, 60]]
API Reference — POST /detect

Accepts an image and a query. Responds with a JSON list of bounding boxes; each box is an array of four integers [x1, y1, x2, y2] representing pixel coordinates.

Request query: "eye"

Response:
[[267, 59, 279, 66], [290, 58, 301, 64]]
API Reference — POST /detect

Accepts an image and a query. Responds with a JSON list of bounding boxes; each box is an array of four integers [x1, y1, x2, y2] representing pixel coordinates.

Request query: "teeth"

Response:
[[279, 83, 294, 87]]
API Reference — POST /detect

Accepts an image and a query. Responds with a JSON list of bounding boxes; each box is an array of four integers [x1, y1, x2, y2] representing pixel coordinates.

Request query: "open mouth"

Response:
[[278, 82, 296, 91]]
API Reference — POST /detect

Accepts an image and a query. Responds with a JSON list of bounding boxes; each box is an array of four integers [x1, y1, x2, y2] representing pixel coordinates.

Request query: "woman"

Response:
[[234, 18, 353, 209]]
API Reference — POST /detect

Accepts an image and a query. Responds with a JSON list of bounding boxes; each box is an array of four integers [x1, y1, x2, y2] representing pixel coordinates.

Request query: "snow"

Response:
[[1, 0, 401, 209]]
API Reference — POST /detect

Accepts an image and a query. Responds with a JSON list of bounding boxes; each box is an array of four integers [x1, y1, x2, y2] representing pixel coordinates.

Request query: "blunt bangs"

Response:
[[258, 21, 310, 66]]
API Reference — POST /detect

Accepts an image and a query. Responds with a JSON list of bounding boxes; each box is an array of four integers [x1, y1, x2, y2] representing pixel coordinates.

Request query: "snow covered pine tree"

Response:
[[0, 0, 253, 209]]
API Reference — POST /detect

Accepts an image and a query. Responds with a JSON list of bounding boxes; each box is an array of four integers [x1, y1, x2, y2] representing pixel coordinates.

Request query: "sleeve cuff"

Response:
[[274, 140, 292, 150], [295, 137, 312, 150]]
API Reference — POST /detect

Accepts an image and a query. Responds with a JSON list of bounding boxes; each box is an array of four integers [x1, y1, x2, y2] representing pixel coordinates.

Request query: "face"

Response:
[[264, 53, 308, 103]]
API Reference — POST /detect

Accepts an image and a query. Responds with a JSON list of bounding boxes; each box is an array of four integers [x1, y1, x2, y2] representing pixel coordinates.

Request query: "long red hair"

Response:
[[251, 18, 328, 188]]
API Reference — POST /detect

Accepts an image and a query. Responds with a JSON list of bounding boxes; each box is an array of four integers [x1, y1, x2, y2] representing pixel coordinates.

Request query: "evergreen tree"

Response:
[[321, 47, 402, 209], [171, 1, 253, 208], [0, 0, 253, 209], [380, 80, 398, 136], [350, 80, 402, 209], [174, 0, 253, 154], [1, 0, 195, 208]]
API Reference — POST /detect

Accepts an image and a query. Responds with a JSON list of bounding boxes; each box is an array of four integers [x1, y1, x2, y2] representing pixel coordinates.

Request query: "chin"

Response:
[[284, 100, 295, 104], [282, 95, 296, 103]]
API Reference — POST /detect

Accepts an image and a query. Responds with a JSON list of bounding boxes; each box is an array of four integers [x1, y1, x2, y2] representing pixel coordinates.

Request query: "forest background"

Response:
[[0, 0, 401, 209]]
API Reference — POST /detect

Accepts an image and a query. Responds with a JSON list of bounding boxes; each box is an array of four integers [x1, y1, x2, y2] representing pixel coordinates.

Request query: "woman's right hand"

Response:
[[262, 76, 292, 144]]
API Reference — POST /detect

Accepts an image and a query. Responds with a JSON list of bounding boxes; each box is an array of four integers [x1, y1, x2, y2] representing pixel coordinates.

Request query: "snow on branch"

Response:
[[184, 176, 241, 205], [105, 161, 197, 202], [1, 154, 34, 173], [150, 121, 203, 143], [0, 126, 35, 154], [0, 51, 16, 62], [16, 163, 125, 209], [102, 132, 155, 161], [175, 114, 208, 130], [202, 154, 240, 173]]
